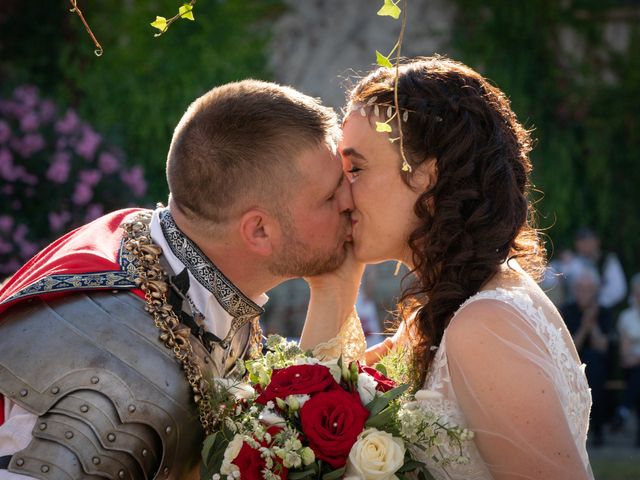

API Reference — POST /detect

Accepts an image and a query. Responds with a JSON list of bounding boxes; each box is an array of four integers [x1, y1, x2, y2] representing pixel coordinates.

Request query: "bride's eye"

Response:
[[347, 167, 362, 175]]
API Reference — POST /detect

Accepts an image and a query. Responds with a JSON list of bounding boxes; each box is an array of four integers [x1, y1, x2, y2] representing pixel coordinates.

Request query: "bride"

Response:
[[300, 56, 593, 479]]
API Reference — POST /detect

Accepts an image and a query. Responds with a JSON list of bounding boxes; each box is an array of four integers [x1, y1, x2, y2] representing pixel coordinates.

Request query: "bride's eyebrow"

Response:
[[341, 147, 366, 160]]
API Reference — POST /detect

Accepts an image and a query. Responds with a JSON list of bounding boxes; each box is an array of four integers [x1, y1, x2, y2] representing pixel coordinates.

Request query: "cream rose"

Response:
[[346, 428, 406, 480], [220, 434, 243, 476]]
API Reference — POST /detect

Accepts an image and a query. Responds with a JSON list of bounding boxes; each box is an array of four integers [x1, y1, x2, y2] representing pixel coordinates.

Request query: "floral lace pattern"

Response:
[[312, 308, 366, 363], [417, 287, 592, 480]]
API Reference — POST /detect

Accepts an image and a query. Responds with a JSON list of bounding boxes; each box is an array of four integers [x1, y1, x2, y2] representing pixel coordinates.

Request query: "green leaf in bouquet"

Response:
[[364, 404, 399, 433], [418, 468, 437, 480], [322, 466, 346, 480], [375, 362, 388, 377], [288, 464, 318, 480], [366, 383, 409, 417], [396, 460, 427, 473], [200, 431, 230, 477]]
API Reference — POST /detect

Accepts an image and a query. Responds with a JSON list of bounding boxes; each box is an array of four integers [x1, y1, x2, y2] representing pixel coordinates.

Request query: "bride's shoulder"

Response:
[[445, 287, 540, 357]]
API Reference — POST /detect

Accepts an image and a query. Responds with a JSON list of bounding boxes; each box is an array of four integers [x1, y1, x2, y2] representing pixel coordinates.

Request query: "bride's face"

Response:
[[339, 112, 427, 264]]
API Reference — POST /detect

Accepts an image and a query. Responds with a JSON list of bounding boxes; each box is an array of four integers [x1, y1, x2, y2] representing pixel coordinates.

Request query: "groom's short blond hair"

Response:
[[167, 80, 338, 229]]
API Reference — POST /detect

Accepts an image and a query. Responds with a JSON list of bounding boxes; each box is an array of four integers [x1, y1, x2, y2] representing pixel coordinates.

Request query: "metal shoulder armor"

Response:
[[0, 291, 215, 480]]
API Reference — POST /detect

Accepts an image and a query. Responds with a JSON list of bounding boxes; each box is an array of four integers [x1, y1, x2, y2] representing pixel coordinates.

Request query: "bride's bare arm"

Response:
[[299, 246, 364, 352], [445, 301, 592, 480]]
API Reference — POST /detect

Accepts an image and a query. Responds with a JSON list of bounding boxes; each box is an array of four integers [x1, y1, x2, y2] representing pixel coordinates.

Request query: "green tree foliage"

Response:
[[451, 0, 640, 273], [0, 0, 282, 201]]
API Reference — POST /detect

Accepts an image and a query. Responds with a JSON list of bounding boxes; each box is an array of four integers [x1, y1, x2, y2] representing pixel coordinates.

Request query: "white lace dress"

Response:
[[412, 286, 594, 479]]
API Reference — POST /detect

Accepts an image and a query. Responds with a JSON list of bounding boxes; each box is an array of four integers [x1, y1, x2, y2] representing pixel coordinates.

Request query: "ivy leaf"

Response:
[[150, 16, 168, 32], [179, 4, 195, 21], [376, 122, 392, 133], [375, 50, 394, 69], [377, 0, 401, 20]]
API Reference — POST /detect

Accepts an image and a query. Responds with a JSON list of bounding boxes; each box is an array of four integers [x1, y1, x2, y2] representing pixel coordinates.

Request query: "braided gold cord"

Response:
[[123, 214, 216, 434]]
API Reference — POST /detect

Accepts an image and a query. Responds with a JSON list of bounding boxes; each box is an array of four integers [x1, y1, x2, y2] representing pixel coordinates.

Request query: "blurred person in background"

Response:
[[563, 228, 627, 309], [615, 273, 640, 447], [561, 266, 613, 446]]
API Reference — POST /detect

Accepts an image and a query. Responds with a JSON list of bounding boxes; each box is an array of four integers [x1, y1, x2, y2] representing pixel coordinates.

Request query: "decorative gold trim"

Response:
[[122, 212, 216, 435]]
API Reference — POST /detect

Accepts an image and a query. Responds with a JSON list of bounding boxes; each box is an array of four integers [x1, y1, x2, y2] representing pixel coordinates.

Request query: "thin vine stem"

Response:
[[154, 0, 197, 37], [69, 0, 103, 56], [394, 0, 409, 171]]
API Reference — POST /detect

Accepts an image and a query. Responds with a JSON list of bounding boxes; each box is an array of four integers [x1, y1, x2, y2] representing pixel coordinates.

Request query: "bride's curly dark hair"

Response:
[[348, 56, 546, 386]]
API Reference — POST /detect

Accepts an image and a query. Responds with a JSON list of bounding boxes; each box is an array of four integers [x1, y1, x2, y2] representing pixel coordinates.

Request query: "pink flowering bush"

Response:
[[0, 85, 149, 277]]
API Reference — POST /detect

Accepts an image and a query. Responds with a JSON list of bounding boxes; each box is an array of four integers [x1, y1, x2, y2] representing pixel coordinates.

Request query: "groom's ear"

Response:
[[239, 208, 277, 256]]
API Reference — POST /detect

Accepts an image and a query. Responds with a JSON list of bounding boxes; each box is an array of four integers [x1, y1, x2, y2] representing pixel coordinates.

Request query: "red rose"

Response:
[[256, 364, 339, 404], [232, 427, 288, 480], [358, 363, 396, 392], [299, 389, 369, 469]]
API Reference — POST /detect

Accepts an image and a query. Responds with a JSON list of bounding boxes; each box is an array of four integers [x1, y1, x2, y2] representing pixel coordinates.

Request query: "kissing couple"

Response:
[[0, 56, 593, 479]]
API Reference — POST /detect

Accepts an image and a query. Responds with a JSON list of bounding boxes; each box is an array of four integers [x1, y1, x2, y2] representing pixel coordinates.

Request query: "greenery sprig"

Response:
[[150, 1, 196, 37], [375, 0, 411, 172]]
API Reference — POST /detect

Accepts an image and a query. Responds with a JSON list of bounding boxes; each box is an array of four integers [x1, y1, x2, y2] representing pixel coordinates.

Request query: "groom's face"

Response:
[[268, 142, 354, 277]]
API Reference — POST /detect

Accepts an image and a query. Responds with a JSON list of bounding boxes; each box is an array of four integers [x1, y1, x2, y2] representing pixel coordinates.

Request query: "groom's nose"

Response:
[[337, 173, 355, 214]]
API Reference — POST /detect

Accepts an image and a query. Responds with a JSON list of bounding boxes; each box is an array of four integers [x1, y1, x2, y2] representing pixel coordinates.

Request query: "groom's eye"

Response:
[[347, 167, 362, 174]]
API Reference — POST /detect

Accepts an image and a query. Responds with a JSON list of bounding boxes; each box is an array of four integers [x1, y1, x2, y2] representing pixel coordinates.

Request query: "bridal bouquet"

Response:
[[201, 335, 473, 480]]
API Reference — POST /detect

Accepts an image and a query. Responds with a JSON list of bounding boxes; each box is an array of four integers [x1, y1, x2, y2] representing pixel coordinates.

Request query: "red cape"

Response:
[[0, 208, 148, 315]]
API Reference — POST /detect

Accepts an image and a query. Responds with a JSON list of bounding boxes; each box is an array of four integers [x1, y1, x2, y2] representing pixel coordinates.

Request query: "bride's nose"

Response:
[[337, 173, 355, 214]]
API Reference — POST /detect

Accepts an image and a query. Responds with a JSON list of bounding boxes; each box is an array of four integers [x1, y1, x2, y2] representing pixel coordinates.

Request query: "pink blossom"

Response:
[[98, 152, 120, 174], [0, 120, 10, 143], [46, 154, 71, 184], [20, 241, 39, 259], [75, 125, 102, 160], [78, 169, 102, 187], [20, 112, 40, 132], [0, 215, 13, 233], [84, 204, 104, 223], [72, 182, 93, 205], [15, 134, 45, 157], [13, 224, 28, 243], [55, 109, 80, 135], [120, 166, 147, 197], [13, 85, 39, 108], [39, 100, 56, 123], [48, 211, 71, 232], [0, 149, 17, 181], [0, 240, 12, 255]]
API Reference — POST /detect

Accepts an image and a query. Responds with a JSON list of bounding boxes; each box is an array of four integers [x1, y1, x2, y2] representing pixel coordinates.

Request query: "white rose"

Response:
[[346, 428, 406, 480], [357, 372, 378, 405], [220, 434, 243, 476], [214, 378, 256, 400]]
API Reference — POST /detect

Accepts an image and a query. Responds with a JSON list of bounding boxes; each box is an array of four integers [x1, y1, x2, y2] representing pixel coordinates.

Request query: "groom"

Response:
[[0, 80, 353, 479]]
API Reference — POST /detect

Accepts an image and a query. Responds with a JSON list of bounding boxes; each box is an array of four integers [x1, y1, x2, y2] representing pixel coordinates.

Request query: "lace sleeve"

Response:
[[444, 299, 593, 480], [312, 308, 366, 363]]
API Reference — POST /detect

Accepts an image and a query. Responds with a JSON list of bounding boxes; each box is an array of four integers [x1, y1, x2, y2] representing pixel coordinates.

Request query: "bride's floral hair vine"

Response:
[[347, 96, 413, 171]]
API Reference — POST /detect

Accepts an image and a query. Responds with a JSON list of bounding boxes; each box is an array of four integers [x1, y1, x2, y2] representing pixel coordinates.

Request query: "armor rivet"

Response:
[[118, 470, 126, 478], [50, 387, 60, 394], [163, 467, 170, 475], [80, 405, 89, 413], [112, 290, 118, 294], [16, 458, 24, 466], [91, 376, 99, 384], [128, 404, 136, 413], [64, 431, 74, 439], [39, 422, 47, 430], [220, 341, 228, 349], [92, 457, 100, 465], [165, 426, 172, 435], [142, 448, 148, 456], [107, 433, 116, 442], [203, 356, 210, 364], [19, 389, 28, 397], [41, 465, 49, 473]]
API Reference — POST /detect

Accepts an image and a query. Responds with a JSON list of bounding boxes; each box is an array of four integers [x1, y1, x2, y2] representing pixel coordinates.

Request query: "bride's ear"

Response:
[[411, 157, 437, 191]]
